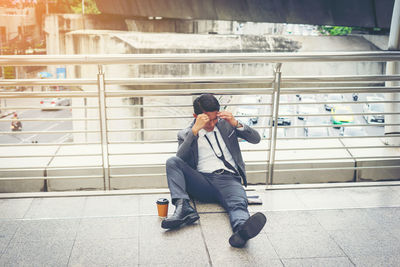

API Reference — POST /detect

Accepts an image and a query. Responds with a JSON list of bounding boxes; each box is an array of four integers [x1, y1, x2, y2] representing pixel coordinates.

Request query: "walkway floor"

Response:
[[1, 184, 400, 266]]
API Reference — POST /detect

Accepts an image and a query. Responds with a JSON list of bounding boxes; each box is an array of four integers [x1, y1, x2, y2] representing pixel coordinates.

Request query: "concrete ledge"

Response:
[[0, 178, 46, 193], [357, 159, 400, 181], [0, 138, 399, 193], [273, 159, 355, 184], [343, 137, 400, 181], [0, 145, 57, 193]]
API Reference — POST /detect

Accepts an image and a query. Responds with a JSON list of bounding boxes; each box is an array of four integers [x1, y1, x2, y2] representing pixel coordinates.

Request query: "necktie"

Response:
[[204, 131, 238, 175]]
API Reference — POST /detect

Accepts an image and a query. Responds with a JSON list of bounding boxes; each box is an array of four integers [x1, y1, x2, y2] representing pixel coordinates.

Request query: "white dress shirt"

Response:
[[196, 127, 238, 174]]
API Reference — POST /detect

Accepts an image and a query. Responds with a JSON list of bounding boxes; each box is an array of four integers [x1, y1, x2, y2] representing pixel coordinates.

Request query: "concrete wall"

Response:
[[125, 18, 289, 35]]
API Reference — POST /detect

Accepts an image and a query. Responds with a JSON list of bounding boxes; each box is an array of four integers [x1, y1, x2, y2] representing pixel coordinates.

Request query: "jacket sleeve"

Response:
[[176, 129, 198, 161], [236, 123, 261, 144]]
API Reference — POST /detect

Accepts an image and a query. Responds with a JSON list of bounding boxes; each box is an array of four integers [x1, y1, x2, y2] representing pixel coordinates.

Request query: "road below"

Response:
[[0, 108, 72, 144]]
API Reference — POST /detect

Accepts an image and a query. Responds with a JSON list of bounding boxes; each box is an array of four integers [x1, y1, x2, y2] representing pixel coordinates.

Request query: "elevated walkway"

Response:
[[1, 52, 400, 193], [1, 184, 400, 266]]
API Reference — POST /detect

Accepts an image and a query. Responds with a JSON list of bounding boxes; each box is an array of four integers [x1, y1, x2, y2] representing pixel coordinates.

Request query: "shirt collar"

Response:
[[198, 127, 219, 137]]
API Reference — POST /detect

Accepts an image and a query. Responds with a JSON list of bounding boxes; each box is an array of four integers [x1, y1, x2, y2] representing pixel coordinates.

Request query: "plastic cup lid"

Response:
[[156, 198, 169, 205]]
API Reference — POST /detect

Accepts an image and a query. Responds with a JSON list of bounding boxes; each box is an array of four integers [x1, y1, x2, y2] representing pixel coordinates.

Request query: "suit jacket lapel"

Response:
[[216, 122, 234, 157]]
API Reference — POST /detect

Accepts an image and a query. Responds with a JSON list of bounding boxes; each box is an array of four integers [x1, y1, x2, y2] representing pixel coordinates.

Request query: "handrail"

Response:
[[1, 75, 400, 86], [1, 51, 400, 65]]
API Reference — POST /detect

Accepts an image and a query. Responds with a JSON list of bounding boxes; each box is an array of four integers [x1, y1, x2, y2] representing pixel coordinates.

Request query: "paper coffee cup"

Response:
[[156, 198, 169, 218]]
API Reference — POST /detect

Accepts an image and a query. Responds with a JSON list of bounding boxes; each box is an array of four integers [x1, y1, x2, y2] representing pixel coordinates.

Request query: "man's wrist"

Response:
[[192, 127, 200, 136], [235, 120, 243, 129]]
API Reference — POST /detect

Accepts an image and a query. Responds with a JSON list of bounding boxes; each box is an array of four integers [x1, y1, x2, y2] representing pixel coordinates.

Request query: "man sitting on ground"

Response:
[[162, 93, 266, 248]]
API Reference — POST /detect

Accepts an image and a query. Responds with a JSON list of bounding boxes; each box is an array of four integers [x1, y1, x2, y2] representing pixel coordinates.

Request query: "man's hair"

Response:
[[193, 94, 220, 115]]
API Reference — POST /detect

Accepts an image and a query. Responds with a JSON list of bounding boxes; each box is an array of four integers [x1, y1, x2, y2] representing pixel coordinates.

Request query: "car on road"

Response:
[[297, 95, 316, 102], [235, 96, 261, 125], [277, 105, 294, 126], [363, 96, 385, 124], [40, 98, 71, 110], [324, 94, 343, 111], [331, 105, 354, 127]]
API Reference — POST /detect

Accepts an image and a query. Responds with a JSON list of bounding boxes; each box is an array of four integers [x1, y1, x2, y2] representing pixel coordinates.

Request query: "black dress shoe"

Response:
[[229, 212, 267, 248], [161, 199, 200, 229]]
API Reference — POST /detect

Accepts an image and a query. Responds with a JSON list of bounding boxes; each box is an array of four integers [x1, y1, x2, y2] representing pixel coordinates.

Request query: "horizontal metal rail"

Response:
[[281, 75, 400, 83], [274, 165, 400, 172], [279, 100, 400, 105], [1, 51, 400, 66], [107, 140, 177, 144], [0, 153, 101, 158], [0, 175, 103, 181], [274, 155, 400, 161], [280, 86, 400, 94], [1, 130, 100, 134], [0, 166, 103, 171], [106, 114, 273, 121], [1, 75, 400, 87], [2, 86, 400, 98], [0, 92, 99, 98], [0, 142, 101, 147], [0, 106, 98, 110], [108, 148, 271, 156], [276, 134, 400, 140], [1, 118, 99, 122], [280, 123, 400, 128], [275, 145, 400, 150]]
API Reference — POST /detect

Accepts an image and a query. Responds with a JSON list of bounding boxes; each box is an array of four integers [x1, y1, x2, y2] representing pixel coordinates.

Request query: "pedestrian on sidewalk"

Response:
[[11, 112, 22, 131], [162, 93, 266, 248]]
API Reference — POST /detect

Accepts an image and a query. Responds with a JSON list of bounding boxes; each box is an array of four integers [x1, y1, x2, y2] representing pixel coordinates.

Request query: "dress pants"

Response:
[[166, 156, 250, 231]]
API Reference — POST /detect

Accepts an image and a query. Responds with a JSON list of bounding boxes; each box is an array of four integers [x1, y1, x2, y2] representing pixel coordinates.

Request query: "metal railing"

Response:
[[1, 51, 400, 192]]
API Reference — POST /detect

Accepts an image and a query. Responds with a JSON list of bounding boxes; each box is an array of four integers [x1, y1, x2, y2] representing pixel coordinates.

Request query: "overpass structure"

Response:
[[95, 0, 395, 29]]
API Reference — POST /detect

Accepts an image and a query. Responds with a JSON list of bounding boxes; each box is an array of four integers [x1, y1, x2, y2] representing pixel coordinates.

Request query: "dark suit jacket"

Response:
[[176, 119, 261, 187]]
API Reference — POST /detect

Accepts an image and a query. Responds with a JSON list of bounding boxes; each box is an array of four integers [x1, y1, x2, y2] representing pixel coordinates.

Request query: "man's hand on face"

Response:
[[192, 113, 210, 136], [218, 111, 239, 128]]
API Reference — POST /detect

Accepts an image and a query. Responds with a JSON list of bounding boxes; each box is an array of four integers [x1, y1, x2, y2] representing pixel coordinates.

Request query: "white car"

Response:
[[277, 105, 295, 125], [363, 96, 384, 124], [236, 96, 261, 124], [298, 95, 316, 102], [236, 106, 259, 124], [40, 98, 71, 110]]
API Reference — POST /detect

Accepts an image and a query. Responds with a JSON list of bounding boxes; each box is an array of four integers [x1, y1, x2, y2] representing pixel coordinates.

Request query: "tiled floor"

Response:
[[1, 185, 400, 266]]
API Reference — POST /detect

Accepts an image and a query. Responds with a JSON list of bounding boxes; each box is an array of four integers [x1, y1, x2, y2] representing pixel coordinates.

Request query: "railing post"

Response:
[[385, 0, 400, 146], [267, 63, 282, 187], [97, 65, 111, 190]]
